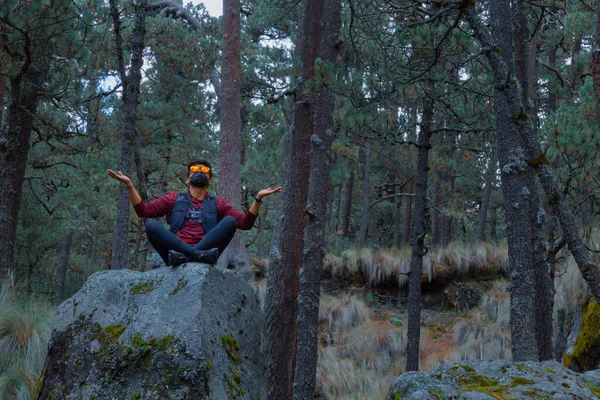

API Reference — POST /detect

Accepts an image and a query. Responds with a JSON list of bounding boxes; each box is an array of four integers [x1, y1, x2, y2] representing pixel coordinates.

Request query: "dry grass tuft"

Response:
[[316, 295, 406, 400], [323, 242, 508, 288], [554, 258, 587, 318], [250, 278, 267, 310], [0, 274, 54, 400], [451, 280, 511, 361]]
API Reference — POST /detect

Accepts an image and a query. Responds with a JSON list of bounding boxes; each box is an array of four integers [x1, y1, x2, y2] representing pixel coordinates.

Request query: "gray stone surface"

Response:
[[36, 263, 266, 400], [386, 360, 600, 399]]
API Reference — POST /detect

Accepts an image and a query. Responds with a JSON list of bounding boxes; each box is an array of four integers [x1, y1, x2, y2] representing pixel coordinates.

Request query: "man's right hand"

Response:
[[108, 169, 132, 186]]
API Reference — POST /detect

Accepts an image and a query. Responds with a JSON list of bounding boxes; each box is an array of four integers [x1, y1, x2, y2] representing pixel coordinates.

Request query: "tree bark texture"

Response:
[[110, 1, 146, 270], [264, 0, 323, 398], [53, 230, 73, 305], [0, 67, 45, 279], [217, 0, 252, 277], [406, 94, 434, 372], [293, 2, 341, 397], [480, 0, 540, 361], [513, 0, 553, 359], [466, 1, 600, 306]]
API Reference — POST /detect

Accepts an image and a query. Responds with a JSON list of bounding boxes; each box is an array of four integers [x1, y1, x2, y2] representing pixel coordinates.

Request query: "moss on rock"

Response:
[[564, 298, 600, 371]]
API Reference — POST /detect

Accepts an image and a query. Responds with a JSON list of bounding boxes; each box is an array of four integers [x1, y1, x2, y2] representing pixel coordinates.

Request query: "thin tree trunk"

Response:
[[477, 149, 496, 243], [394, 189, 403, 247], [341, 158, 354, 238], [0, 68, 44, 279], [293, 3, 341, 396], [264, 0, 323, 397], [359, 139, 373, 248], [325, 184, 336, 238], [402, 182, 413, 247], [159, 132, 173, 196], [83, 233, 96, 280], [431, 184, 442, 245], [406, 95, 434, 372], [110, 0, 146, 270], [53, 230, 73, 305], [132, 137, 147, 268]]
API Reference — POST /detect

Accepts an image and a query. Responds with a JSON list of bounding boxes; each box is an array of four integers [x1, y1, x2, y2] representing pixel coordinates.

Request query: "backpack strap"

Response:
[[169, 192, 218, 235], [169, 191, 193, 234], [202, 196, 218, 234]]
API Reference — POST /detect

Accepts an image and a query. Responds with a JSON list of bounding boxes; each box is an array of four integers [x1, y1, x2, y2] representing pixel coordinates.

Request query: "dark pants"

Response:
[[145, 216, 237, 265]]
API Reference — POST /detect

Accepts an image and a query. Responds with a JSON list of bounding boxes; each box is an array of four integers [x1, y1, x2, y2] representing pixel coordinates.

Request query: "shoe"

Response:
[[168, 250, 189, 267], [192, 248, 219, 264]]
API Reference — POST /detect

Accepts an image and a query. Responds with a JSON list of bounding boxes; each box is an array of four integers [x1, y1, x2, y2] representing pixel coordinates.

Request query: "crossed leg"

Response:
[[145, 216, 238, 265]]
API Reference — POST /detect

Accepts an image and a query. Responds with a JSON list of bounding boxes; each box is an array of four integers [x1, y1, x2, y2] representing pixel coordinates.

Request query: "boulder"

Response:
[[564, 298, 600, 372], [36, 263, 266, 400], [386, 360, 600, 399]]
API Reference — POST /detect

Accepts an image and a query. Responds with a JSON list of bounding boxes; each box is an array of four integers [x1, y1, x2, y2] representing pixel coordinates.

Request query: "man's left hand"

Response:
[[257, 187, 282, 200]]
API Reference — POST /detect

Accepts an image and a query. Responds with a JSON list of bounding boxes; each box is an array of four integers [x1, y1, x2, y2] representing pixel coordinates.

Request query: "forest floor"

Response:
[[314, 276, 507, 399]]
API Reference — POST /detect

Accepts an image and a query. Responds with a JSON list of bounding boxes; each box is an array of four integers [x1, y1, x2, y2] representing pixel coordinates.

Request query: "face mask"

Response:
[[190, 172, 209, 188]]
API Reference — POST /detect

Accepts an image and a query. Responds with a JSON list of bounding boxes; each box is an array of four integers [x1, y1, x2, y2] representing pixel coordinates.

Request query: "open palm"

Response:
[[108, 169, 132, 185]]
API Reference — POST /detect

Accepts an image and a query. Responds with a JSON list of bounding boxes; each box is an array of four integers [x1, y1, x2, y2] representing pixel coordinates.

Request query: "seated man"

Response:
[[108, 160, 281, 266]]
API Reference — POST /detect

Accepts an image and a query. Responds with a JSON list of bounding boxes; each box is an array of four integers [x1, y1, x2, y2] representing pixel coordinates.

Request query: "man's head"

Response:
[[187, 160, 212, 188]]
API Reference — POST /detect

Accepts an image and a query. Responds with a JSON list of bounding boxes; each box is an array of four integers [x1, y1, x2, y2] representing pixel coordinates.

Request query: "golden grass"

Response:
[[316, 295, 407, 400], [323, 241, 508, 287], [451, 280, 511, 361]]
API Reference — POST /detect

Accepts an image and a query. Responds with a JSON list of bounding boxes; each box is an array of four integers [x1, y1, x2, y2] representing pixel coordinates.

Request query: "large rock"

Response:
[[564, 298, 600, 372], [36, 264, 267, 400], [386, 360, 600, 399]]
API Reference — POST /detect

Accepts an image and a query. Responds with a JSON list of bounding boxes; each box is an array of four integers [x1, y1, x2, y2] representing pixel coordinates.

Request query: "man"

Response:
[[108, 160, 281, 266]]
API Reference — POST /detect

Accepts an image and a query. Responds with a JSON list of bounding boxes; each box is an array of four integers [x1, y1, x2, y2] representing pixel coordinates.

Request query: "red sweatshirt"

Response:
[[134, 191, 256, 244]]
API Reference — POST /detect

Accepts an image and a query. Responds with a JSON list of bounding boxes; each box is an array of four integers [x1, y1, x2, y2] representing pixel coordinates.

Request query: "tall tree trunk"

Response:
[[359, 139, 373, 248], [0, 68, 44, 279], [218, 0, 252, 276], [293, 2, 341, 396], [264, 0, 323, 397], [53, 230, 73, 305], [477, 149, 496, 242], [406, 95, 434, 372], [340, 158, 354, 238], [110, 0, 146, 270], [511, 0, 553, 360], [479, 0, 540, 361]]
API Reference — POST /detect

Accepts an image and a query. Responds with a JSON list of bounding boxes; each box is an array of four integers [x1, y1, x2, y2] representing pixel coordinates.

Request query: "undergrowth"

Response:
[[323, 241, 509, 287], [0, 274, 54, 400]]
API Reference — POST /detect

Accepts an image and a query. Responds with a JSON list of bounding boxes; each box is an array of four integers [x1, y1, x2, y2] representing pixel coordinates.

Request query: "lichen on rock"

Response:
[[36, 264, 267, 400], [386, 360, 600, 399]]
